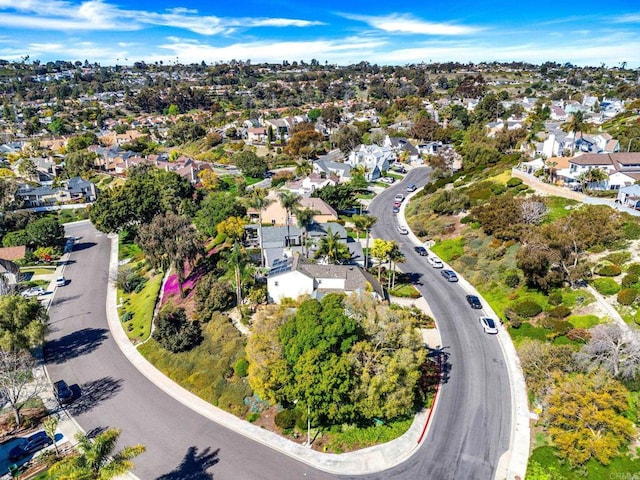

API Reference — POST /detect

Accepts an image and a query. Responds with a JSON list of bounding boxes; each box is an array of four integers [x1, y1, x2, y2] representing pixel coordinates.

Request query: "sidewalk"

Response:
[[103, 233, 433, 476], [396, 186, 531, 480]]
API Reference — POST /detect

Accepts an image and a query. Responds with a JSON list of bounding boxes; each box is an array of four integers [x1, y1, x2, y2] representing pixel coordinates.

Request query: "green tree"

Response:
[[43, 415, 59, 455], [295, 207, 316, 259], [194, 276, 236, 321], [194, 192, 246, 237], [388, 241, 405, 289], [0, 294, 48, 351], [221, 241, 249, 305], [233, 150, 269, 178], [311, 183, 355, 212], [371, 238, 393, 281], [314, 227, 350, 264], [66, 133, 97, 153], [65, 150, 98, 178], [137, 212, 202, 297], [352, 214, 376, 268], [25, 216, 65, 248], [49, 428, 145, 479], [278, 191, 301, 246], [153, 305, 202, 353], [244, 188, 272, 267], [563, 110, 588, 155], [543, 372, 634, 466]]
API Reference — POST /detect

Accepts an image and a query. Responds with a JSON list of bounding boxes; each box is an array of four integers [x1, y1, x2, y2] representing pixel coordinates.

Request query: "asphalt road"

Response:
[[361, 167, 512, 480], [44, 222, 335, 480], [44, 169, 511, 480]]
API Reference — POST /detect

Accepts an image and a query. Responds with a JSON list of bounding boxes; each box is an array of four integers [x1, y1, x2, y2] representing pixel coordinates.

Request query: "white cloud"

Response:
[[0, 0, 322, 35], [343, 13, 481, 35], [613, 13, 640, 23]]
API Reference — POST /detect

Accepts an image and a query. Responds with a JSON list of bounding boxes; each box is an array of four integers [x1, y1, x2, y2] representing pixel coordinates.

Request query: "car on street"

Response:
[[414, 246, 428, 256], [479, 316, 499, 334], [397, 225, 409, 235], [406, 183, 417, 192], [8, 431, 53, 461], [394, 193, 405, 203], [392, 206, 400, 214], [466, 295, 482, 309], [21, 286, 46, 298], [427, 256, 444, 268], [441, 269, 458, 282], [54, 379, 74, 404], [393, 200, 402, 208], [55, 276, 66, 287]]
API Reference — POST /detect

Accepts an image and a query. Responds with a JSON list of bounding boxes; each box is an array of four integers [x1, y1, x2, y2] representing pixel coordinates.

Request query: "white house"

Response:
[[346, 144, 396, 181], [267, 256, 384, 304], [542, 133, 567, 158], [383, 136, 420, 162], [617, 184, 640, 209]]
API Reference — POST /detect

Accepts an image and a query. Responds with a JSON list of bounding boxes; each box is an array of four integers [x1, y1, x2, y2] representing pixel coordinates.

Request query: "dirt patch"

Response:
[[0, 407, 48, 442], [251, 406, 311, 448]]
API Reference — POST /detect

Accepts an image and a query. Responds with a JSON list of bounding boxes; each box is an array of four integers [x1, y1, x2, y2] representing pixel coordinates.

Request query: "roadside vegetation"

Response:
[[405, 163, 640, 477]]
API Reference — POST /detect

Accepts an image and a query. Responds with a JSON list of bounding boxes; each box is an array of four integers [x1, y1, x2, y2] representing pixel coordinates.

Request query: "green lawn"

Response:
[[323, 418, 412, 453], [20, 266, 56, 275], [119, 273, 162, 342], [431, 237, 465, 262], [544, 196, 579, 222], [58, 207, 91, 224], [389, 284, 421, 298], [138, 313, 250, 417], [119, 237, 144, 262], [567, 314, 602, 329]]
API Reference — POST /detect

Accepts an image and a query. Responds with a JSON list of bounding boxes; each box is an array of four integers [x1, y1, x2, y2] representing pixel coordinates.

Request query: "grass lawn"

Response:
[[355, 191, 375, 199], [529, 446, 640, 479], [58, 207, 90, 224], [543, 196, 579, 223], [244, 176, 264, 186], [119, 273, 162, 342], [119, 236, 145, 262], [323, 418, 413, 454], [389, 284, 421, 298], [20, 266, 56, 275], [138, 313, 250, 417], [431, 237, 465, 262], [507, 322, 550, 345], [567, 314, 602, 329]]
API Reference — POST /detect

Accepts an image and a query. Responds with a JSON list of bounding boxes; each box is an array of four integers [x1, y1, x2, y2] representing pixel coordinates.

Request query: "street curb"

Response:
[[104, 234, 432, 475]]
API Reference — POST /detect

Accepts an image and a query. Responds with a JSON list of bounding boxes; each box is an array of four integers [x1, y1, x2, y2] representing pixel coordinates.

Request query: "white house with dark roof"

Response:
[[346, 144, 396, 181], [567, 153, 640, 189], [15, 176, 97, 207], [266, 256, 384, 304], [383, 136, 420, 162]]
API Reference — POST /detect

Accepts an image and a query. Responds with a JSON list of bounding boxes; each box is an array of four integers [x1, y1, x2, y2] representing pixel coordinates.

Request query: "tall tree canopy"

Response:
[[0, 295, 48, 351]]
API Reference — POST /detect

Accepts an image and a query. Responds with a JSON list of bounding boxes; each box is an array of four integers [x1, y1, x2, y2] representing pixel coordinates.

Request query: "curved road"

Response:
[[45, 168, 511, 479]]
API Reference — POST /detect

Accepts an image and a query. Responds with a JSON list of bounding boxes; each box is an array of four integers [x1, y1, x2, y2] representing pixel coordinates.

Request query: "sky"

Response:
[[1, 0, 640, 67]]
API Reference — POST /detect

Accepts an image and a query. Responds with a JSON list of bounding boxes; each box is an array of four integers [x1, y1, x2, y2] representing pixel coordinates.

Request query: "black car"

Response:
[[414, 246, 428, 256], [54, 379, 74, 404], [441, 269, 459, 282], [466, 295, 482, 309], [392, 205, 400, 214], [8, 431, 53, 461]]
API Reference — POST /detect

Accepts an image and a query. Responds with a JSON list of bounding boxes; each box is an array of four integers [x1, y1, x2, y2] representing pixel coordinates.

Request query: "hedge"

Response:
[[627, 263, 640, 276], [506, 177, 523, 188], [621, 273, 639, 288], [617, 288, 638, 306], [511, 299, 543, 318], [592, 277, 621, 296], [595, 263, 622, 277], [548, 305, 571, 318]]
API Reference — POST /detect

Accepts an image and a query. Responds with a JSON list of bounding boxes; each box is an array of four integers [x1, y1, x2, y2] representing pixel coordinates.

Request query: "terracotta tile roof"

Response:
[[0, 245, 26, 261]]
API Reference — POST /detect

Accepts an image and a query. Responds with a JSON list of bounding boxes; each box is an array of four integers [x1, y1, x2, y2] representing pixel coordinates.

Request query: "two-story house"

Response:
[[346, 144, 396, 181]]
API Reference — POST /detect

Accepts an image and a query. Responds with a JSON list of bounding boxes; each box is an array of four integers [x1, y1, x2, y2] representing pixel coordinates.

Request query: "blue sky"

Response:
[[1, 0, 640, 67]]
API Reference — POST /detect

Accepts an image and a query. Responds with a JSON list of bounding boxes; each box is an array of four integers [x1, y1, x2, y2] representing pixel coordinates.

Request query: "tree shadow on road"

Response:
[[426, 347, 451, 384], [71, 242, 96, 252], [44, 328, 109, 365], [154, 446, 219, 480], [68, 376, 123, 415]]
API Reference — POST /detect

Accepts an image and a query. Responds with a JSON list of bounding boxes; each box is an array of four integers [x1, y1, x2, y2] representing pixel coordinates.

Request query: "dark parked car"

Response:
[[466, 295, 482, 309], [441, 269, 458, 282], [54, 379, 74, 404], [414, 246, 428, 256], [392, 205, 400, 214], [8, 431, 53, 461]]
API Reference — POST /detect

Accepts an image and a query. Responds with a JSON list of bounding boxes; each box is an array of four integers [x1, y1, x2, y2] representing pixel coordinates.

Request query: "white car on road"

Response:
[[427, 256, 443, 268], [21, 286, 46, 298]]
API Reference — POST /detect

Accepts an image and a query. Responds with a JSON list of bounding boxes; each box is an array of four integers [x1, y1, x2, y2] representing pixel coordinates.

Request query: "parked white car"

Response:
[[394, 193, 405, 203], [427, 256, 443, 268], [55, 276, 66, 287], [21, 286, 46, 298]]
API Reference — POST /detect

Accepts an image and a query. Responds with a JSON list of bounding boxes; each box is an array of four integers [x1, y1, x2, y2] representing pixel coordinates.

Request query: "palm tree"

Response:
[[352, 214, 377, 268], [222, 241, 249, 305], [564, 110, 588, 155], [49, 428, 145, 480], [545, 159, 558, 183], [245, 188, 273, 267], [295, 207, 317, 258], [388, 242, 405, 289], [278, 191, 301, 247], [578, 167, 609, 192], [315, 227, 350, 264]]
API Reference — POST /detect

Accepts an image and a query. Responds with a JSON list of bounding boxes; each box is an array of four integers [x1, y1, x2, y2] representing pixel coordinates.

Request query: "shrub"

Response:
[[505, 274, 520, 288], [511, 299, 543, 318], [490, 183, 507, 195], [592, 277, 621, 295], [506, 177, 523, 188], [617, 288, 638, 305], [275, 409, 299, 430], [121, 311, 134, 323], [234, 358, 249, 377], [547, 292, 563, 306], [622, 273, 639, 288], [195, 275, 236, 321], [627, 263, 640, 276], [595, 263, 622, 277], [622, 221, 640, 240], [153, 305, 203, 353], [540, 317, 571, 336], [548, 305, 571, 318], [601, 251, 632, 266], [566, 328, 591, 343]]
